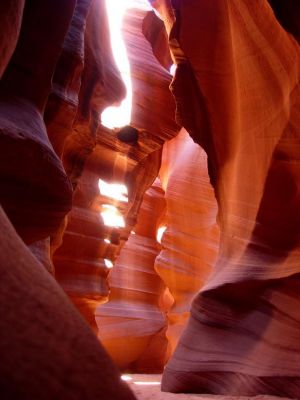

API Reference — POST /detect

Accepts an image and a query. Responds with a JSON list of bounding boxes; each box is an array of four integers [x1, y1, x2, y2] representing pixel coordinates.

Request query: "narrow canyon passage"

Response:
[[0, 0, 299, 399]]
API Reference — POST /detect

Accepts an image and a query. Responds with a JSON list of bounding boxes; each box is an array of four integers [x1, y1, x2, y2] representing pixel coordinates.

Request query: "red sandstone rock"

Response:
[[157, 0, 300, 397], [126, 8, 177, 141], [156, 128, 219, 353], [1, 0, 76, 111], [2, 0, 300, 397], [0, 95, 72, 244], [0, 206, 136, 400], [46, 0, 127, 327], [96, 180, 168, 372], [0, 0, 75, 243], [45, 0, 126, 162], [142, 11, 173, 71], [54, 6, 178, 332]]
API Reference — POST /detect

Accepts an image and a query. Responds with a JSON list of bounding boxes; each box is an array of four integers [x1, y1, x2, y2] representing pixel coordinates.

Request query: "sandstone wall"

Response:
[[151, 1, 300, 397]]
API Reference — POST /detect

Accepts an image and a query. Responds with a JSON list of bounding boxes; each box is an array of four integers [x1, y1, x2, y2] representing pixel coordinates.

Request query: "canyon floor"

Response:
[[127, 375, 293, 400]]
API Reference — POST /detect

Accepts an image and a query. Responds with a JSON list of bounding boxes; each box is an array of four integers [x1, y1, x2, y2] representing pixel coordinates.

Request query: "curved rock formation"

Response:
[[0, 0, 75, 244], [46, 0, 127, 332], [156, 128, 219, 354], [54, 5, 177, 332], [156, 0, 300, 397], [0, 2, 138, 397], [96, 179, 168, 372], [3, 0, 300, 397], [0, 206, 136, 400]]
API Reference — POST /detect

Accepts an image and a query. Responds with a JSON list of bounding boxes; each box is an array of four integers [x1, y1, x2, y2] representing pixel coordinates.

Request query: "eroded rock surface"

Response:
[[54, 5, 177, 332], [0, 206, 136, 400], [1, 0, 300, 397], [157, 128, 219, 354], [155, 0, 300, 397], [0, 0, 75, 243], [97, 180, 168, 372]]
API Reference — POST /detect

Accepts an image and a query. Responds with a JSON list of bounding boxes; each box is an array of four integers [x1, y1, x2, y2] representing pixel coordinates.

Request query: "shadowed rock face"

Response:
[[1, 0, 300, 397], [0, 0, 75, 244], [152, 0, 300, 396], [268, 0, 300, 42], [0, 1, 136, 397], [0, 206, 136, 400]]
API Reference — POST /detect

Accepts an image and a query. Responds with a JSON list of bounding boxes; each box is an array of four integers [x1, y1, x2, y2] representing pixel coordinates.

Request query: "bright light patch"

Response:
[[101, 1, 132, 129], [169, 64, 177, 76], [156, 226, 166, 244], [104, 259, 114, 268], [104, 238, 111, 244], [133, 381, 161, 386], [130, 0, 151, 9], [101, 0, 151, 129], [131, 231, 136, 235], [101, 204, 125, 228], [98, 179, 128, 202], [121, 375, 132, 382]]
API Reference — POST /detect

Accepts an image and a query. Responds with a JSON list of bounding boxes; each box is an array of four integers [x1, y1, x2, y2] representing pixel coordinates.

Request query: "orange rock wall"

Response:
[[1, 0, 300, 398], [157, 128, 219, 353], [96, 180, 168, 372], [155, 0, 300, 397], [0, 1, 139, 398], [54, 6, 177, 333]]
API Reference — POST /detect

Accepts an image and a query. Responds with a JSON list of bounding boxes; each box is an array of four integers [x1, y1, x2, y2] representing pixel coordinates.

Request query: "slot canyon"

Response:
[[0, 0, 299, 399]]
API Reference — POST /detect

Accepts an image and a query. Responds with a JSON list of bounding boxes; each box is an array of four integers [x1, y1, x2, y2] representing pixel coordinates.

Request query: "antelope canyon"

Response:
[[0, 1, 299, 399]]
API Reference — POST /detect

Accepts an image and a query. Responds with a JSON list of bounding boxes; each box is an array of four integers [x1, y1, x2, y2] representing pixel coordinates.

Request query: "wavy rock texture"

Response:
[[0, 0, 75, 244], [155, 0, 300, 397], [156, 128, 219, 354], [43, 0, 126, 332], [96, 179, 168, 372], [0, 1, 131, 395], [0, 206, 136, 400], [54, 5, 177, 332], [45, 0, 126, 164]]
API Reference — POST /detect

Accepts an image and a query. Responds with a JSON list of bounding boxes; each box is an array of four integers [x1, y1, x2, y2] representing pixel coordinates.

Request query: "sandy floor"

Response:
[[125, 375, 293, 400]]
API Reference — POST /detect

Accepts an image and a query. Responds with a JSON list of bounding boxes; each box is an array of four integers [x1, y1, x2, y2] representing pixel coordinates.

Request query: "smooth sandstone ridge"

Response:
[[154, 0, 300, 397], [0, 0, 300, 398], [0, 206, 136, 400]]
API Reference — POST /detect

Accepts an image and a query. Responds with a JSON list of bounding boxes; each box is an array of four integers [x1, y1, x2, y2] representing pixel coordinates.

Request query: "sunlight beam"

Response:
[[156, 226, 166, 244], [98, 179, 128, 202], [101, 0, 151, 129], [101, 0, 132, 129], [101, 204, 125, 228]]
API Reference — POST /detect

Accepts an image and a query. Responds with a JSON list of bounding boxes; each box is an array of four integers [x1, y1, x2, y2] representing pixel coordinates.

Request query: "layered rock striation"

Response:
[[157, 128, 219, 354], [54, 5, 177, 333], [153, 0, 300, 397], [0, 206, 136, 399], [0, 0, 75, 244], [96, 180, 168, 372]]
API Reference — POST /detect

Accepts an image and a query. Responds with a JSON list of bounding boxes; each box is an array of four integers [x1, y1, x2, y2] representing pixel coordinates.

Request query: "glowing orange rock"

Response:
[[54, 4, 177, 334], [156, 128, 219, 353], [96, 180, 168, 372], [158, 0, 300, 396]]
